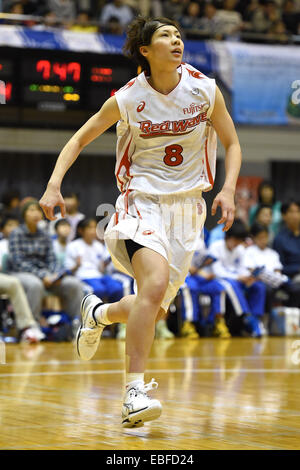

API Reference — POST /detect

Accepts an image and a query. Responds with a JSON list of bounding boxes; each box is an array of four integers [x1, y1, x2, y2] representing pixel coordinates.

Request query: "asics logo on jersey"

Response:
[[137, 101, 145, 112], [183, 103, 205, 115], [142, 229, 155, 235], [186, 68, 205, 79], [139, 112, 207, 138]]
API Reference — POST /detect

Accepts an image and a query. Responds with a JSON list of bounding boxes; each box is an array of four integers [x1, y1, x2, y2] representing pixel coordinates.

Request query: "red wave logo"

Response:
[[142, 229, 154, 235]]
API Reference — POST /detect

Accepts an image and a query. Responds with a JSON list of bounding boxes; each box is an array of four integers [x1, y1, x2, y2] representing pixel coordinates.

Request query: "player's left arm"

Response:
[[210, 86, 242, 231]]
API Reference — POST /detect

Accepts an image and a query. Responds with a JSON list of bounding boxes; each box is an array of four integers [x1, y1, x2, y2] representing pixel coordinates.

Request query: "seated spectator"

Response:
[[180, 235, 229, 339], [198, 1, 223, 38], [100, 0, 134, 32], [8, 199, 84, 325], [52, 218, 72, 270], [273, 200, 300, 308], [47, 0, 76, 22], [179, 2, 203, 31], [0, 214, 20, 267], [70, 10, 98, 33], [215, 0, 243, 36], [0, 189, 21, 219], [249, 180, 282, 236], [49, 191, 85, 241], [267, 18, 290, 43], [208, 219, 266, 337], [253, 203, 274, 243], [244, 223, 289, 315], [32, 9, 60, 30], [273, 200, 300, 280], [65, 217, 124, 303], [0, 211, 45, 342], [162, 0, 187, 21], [249, 0, 281, 33], [282, 0, 300, 35], [0, 272, 45, 343]]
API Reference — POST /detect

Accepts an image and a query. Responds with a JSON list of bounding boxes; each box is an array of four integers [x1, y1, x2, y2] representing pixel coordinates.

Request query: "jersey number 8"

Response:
[[163, 144, 183, 167]]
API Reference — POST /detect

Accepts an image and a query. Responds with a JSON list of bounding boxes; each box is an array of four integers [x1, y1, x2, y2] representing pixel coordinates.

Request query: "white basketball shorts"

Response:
[[104, 188, 206, 312]]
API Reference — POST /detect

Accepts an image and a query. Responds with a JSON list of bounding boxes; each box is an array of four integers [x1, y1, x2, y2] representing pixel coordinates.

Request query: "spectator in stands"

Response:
[[179, 2, 203, 31], [273, 200, 300, 308], [8, 198, 84, 324], [198, 1, 223, 38], [7, 0, 23, 14], [215, 0, 243, 37], [70, 9, 99, 32], [282, 0, 300, 35], [65, 217, 124, 303], [249, 0, 281, 33], [208, 219, 266, 337], [180, 235, 229, 339], [267, 18, 290, 42], [63, 192, 85, 241], [249, 180, 282, 236], [162, 0, 188, 22], [253, 203, 274, 243], [52, 218, 72, 270], [47, 0, 76, 22], [0, 214, 19, 267], [273, 200, 300, 280], [0, 189, 21, 220], [100, 0, 134, 32], [0, 213, 45, 342], [0, 273, 45, 342], [40, 9, 59, 28], [244, 222, 289, 318]]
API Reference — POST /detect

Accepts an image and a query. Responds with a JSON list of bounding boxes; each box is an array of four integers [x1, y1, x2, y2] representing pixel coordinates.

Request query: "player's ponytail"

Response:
[[123, 16, 181, 76]]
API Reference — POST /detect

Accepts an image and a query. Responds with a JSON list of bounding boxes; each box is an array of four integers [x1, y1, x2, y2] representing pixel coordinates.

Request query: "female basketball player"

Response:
[[39, 17, 242, 428]]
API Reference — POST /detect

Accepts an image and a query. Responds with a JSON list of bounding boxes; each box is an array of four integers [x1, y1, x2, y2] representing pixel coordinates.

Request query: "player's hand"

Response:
[[39, 184, 66, 221], [211, 187, 235, 232]]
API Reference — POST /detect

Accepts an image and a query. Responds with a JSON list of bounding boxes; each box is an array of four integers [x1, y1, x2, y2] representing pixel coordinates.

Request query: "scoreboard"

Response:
[[0, 47, 136, 127]]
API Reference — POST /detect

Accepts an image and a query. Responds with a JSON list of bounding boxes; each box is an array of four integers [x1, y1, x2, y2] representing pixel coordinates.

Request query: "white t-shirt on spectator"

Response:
[[65, 238, 106, 280], [215, 10, 243, 35], [243, 245, 283, 272], [100, 3, 134, 27], [208, 239, 248, 279]]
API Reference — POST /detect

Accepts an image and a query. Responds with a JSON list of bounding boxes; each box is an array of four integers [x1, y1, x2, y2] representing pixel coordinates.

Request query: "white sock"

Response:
[[94, 303, 112, 325], [126, 373, 145, 389]]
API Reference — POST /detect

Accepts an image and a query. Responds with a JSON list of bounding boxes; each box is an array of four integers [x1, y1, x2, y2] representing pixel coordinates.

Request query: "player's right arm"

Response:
[[39, 95, 121, 221]]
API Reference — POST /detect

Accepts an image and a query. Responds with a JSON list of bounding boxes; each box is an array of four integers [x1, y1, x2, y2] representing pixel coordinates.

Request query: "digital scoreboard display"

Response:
[[0, 48, 136, 126], [0, 59, 15, 104]]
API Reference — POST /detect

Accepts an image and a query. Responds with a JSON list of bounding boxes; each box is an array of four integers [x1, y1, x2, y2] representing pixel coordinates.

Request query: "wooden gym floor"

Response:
[[0, 337, 299, 450]]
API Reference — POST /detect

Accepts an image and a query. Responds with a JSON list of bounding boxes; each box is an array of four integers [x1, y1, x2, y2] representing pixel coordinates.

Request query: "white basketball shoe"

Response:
[[76, 293, 107, 361], [122, 378, 162, 428]]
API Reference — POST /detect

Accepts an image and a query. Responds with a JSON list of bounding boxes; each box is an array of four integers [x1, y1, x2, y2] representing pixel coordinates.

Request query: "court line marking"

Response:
[[0, 355, 288, 367], [0, 368, 299, 378]]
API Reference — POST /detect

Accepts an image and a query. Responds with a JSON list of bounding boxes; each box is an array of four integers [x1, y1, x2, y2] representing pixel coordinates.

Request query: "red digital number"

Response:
[[163, 144, 183, 167], [6, 82, 12, 101], [53, 62, 67, 81], [0, 81, 12, 102], [36, 60, 81, 82], [36, 60, 51, 80], [67, 62, 81, 82]]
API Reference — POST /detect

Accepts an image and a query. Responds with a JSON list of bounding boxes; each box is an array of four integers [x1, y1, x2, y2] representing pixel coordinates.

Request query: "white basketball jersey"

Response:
[[114, 62, 217, 195]]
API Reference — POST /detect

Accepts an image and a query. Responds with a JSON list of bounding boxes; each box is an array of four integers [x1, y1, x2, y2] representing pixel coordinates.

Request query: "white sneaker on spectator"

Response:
[[76, 293, 106, 361], [20, 326, 45, 344], [122, 378, 162, 428]]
